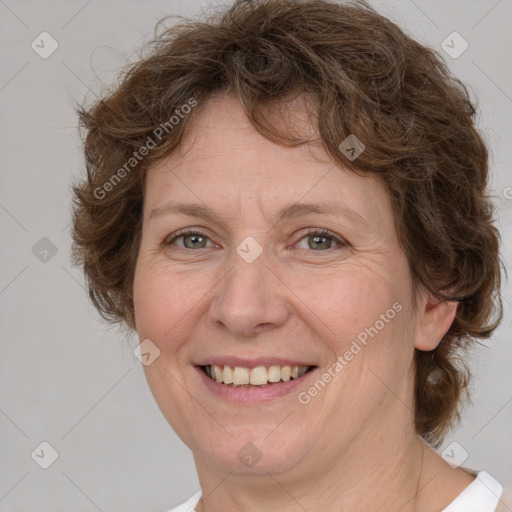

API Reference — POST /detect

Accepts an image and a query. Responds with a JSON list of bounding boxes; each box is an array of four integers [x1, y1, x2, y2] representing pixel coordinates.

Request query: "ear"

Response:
[[413, 291, 459, 351]]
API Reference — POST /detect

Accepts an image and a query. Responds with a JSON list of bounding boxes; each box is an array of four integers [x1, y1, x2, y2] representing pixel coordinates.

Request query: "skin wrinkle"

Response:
[[132, 94, 475, 511]]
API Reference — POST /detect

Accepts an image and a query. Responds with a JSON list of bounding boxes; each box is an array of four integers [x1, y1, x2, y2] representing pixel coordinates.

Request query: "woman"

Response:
[[71, 0, 509, 510]]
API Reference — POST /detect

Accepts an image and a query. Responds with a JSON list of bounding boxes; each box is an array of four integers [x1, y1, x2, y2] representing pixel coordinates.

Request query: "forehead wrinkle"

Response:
[[148, 199, 373, 235]]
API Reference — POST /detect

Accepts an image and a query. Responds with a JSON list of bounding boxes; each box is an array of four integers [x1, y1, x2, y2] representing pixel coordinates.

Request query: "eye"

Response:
[[295, 228, 346, 251], [165, 229, 214, 250], [164, 228, 347, 252]]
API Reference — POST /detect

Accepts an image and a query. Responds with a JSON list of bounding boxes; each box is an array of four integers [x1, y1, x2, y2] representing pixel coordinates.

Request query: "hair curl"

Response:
[[71, 0, 503, 447]]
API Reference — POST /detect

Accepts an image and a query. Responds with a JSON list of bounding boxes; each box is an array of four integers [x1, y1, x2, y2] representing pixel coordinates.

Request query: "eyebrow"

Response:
[[148, 201, 370, 231]]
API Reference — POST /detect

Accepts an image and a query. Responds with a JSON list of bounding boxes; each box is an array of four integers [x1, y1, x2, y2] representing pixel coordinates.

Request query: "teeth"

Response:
[[249, 366, 268, 385], [233, 366, 250, 385], [205, 364, 311, 386], [268, 365, 282, 382], [298, 366, 308, 378], [213, 365, 223, 381], [223, 365, 233, 384]]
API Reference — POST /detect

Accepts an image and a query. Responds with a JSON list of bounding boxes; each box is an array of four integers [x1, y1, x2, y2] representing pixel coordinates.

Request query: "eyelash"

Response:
[[164, 228, 347, 252]]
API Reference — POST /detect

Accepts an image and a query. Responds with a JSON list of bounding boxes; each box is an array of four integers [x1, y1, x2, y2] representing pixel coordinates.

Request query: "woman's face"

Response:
[[133, 93, 437, 476]]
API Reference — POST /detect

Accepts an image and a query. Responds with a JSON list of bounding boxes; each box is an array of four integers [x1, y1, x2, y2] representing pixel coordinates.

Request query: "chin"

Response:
[[195, 429, 310, 476]]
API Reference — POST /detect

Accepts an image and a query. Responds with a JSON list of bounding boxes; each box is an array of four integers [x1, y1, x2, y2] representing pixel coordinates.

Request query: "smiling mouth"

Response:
[[199, 364, 316, 387]]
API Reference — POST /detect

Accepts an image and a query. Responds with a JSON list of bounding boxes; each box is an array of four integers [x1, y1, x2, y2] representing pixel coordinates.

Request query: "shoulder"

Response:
[[163, 490, 202, 512], [442, 471, 503, 512]]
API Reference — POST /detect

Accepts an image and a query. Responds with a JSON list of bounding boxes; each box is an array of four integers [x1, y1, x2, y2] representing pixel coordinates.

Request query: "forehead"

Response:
[[144, 92, 391, 231]]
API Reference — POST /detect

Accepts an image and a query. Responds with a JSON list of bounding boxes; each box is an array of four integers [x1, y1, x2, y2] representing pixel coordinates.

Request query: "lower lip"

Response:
[[194, 366, 316, 404]]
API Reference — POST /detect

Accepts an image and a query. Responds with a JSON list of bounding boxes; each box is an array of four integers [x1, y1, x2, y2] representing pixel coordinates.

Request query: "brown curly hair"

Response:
[[70, 0, 503, 447]]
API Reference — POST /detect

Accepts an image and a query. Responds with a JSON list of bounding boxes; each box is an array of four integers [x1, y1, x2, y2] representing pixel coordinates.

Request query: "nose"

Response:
[[207, 249, 290, 338]]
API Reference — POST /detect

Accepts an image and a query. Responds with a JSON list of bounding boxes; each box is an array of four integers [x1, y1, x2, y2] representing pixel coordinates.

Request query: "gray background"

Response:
[[1, 0, 511, 510]]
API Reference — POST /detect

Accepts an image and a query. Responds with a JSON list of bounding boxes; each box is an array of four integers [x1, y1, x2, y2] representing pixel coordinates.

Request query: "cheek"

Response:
[[133, 261, 177, 337], [133, 259, 212, 347], [315, 266, 412, 382], [311, 268, 398, 339]]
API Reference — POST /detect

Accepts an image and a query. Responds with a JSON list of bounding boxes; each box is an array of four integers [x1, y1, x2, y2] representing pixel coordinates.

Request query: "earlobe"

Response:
[[413, 293, 459, 352]]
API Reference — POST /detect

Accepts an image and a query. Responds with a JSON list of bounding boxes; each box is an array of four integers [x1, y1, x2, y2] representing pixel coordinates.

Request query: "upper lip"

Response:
[[194, 356, 316, 369]]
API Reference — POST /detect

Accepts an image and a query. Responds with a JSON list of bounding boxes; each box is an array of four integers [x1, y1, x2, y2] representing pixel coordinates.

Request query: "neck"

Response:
[[192, 427, 436, 511]]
